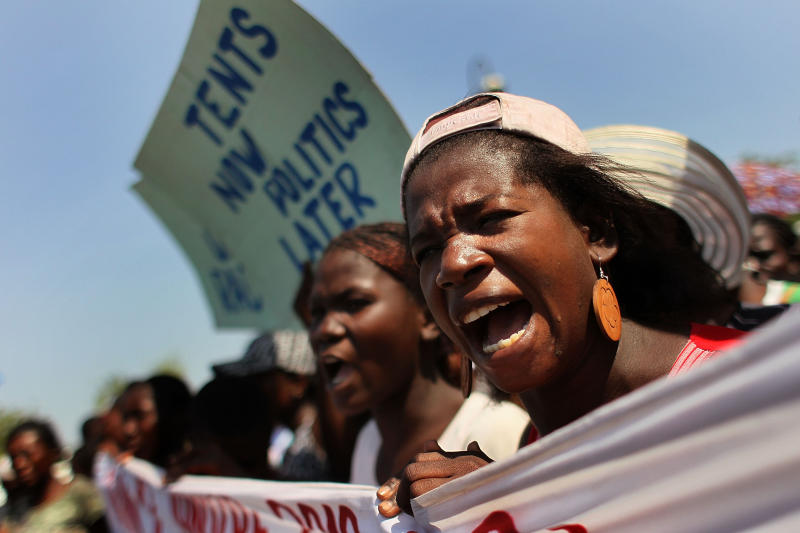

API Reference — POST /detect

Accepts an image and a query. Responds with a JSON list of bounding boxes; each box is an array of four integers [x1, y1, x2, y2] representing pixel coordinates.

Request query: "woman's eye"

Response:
[[477, 210, 517, 229], [343, 298, 371, 313], [414, 246, 438, 265]]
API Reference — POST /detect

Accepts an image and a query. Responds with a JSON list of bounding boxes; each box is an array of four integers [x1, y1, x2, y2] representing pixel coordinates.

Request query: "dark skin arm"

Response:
[[377, 440, 492, 517]]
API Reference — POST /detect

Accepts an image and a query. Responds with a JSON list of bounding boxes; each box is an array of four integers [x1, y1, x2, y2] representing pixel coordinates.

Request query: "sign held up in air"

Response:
[[133, 0, 410, 329]]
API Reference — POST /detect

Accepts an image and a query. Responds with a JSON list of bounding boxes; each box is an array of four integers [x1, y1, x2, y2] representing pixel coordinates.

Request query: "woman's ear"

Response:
[[578, 208, 619, 264], [589, 224, 619, 264]]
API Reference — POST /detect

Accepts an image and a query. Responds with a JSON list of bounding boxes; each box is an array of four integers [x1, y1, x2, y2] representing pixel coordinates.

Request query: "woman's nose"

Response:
[[311, 312, 346, 347], [435, 238, 492, 289]]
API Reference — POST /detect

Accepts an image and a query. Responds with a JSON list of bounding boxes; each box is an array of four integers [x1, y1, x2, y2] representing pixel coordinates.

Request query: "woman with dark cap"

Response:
[[380, 92, 748, 515], [211, 330, 330, 481], [307, 222, 528, 488]]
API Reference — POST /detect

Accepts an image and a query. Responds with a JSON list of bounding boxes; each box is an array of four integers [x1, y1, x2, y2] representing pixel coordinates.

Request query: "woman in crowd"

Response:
[[381, 92, 747, 515], [117, 374, 191, 468], [307, 222, 529, 487], [2, 419, 106, 532], [740, 213, 800, 305]]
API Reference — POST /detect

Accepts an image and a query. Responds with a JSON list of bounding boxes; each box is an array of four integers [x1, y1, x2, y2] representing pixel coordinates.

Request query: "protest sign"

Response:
[[98, 308, 800, 532], [133, 0, 410, 329]]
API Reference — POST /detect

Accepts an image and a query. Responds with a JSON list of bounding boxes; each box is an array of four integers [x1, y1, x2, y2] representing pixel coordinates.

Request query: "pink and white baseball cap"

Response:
[[401, 92, 590, 190]]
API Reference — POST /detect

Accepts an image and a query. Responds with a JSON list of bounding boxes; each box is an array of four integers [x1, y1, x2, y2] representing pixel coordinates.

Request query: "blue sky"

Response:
[[1, 0, 798, 446]]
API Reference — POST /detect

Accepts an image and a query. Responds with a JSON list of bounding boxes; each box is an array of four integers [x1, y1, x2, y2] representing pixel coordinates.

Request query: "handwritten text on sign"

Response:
[[182, 7, 376, 277]]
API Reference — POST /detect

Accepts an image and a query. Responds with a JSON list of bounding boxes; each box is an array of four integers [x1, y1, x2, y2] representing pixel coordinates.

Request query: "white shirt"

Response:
[[349, 392, 529, 485]]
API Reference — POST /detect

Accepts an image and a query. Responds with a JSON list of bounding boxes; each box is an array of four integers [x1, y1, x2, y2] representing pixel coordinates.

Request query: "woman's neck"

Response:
[[372, 374, 463, 481], [522, 320, 690, 437]]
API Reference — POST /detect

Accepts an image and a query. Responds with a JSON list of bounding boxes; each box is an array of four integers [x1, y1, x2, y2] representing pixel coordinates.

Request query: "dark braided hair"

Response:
[[324, 222, 423, 305]]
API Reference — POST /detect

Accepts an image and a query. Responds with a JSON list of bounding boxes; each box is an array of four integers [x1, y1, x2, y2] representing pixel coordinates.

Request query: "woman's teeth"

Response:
[[462, 302, 508, 324], [483, 327, 526, 354]]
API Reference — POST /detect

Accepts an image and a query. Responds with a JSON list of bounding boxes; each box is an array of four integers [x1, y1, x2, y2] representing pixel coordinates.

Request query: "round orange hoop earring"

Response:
[[592, 264, 622, 342]]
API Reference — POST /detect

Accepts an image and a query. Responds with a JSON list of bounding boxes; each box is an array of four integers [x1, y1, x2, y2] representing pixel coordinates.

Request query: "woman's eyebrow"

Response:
[[409, 193, 518, 247], [453, 192, 515, 217], [454, 196, 492, 216]]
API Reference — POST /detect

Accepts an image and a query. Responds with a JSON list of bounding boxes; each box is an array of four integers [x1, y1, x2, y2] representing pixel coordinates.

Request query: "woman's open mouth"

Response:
[[320, 354, 355, 388], [460, 299, 533, 356]]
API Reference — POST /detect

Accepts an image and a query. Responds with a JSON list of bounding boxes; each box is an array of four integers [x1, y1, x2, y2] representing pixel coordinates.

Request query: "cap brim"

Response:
[[211, 358, 272, 378]]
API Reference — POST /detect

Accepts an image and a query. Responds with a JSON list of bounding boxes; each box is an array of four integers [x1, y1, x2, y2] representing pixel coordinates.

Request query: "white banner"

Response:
[[98, 307, 800, 532], [96, 454, 416, 533]]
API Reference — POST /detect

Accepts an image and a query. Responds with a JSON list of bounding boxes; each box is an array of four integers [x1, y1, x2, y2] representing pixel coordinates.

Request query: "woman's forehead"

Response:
[[10, 430, 41, 447], [751, 223, 780, 247], [407, 150, 526, 213], [122, 384, 154, 406], [317, 248, 374, 275], [313, 249, 383, 292]]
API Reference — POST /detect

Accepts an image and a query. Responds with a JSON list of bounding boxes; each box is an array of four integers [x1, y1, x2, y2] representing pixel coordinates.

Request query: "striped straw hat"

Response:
[[583, 125, 750, 288]]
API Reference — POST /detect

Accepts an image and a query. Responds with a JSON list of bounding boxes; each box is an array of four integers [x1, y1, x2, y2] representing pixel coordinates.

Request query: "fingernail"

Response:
[[377, 485, 392, 499], [378, 500, 399, 518]]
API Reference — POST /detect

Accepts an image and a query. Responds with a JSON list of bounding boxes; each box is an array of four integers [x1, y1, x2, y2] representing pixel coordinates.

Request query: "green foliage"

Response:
[[94, 375, 130, 411], [151, 354, 186, 379]]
